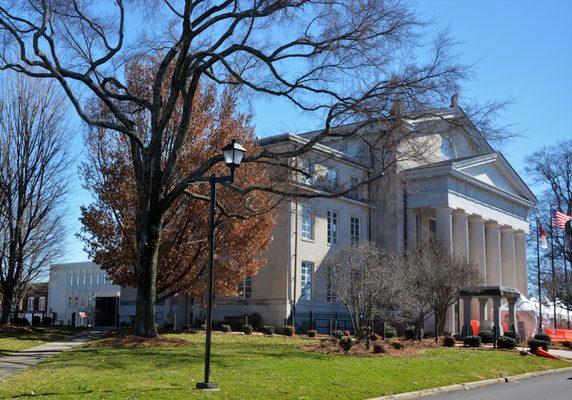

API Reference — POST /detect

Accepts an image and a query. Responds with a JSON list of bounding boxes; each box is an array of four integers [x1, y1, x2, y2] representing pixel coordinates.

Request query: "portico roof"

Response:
[[405, 152, 537, 208]]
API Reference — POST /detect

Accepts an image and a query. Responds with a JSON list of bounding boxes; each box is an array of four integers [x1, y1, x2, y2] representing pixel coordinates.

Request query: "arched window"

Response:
[[27, 297, 35, 311], [441, 136, 456, 159], [38, 296, 46, 311]]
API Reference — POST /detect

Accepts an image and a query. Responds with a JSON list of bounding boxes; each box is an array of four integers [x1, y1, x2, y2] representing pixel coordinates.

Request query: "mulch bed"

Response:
[[298, 338, 440, 357], [85, 331, 189, 349], [0, 326, 37, 335]]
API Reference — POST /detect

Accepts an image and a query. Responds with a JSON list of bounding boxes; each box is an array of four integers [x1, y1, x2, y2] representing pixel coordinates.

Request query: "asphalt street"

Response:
[[426, 371, 572, 400]]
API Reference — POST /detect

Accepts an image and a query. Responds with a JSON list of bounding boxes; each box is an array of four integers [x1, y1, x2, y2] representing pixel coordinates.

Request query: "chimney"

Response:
[[450, 93, 458, 108]]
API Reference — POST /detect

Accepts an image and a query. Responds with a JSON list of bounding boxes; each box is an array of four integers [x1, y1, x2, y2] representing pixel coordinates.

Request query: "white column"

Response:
[[507, 297, 518, 334], [501, 227, 516, 288], [485, 222, 502, 286], [492, 296, 503, 337], [469, 216, 487, 285], [436, 207, 453, 255], [453, 211, 469, 261], [478, 298, 488, 328], [406, 209, 418, 251], [514, 232, 527, 296], [462, 296, 473, 336]]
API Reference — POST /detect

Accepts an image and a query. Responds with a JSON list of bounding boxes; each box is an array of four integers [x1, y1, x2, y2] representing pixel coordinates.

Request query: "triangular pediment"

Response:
[[453, 153, 536, 203]]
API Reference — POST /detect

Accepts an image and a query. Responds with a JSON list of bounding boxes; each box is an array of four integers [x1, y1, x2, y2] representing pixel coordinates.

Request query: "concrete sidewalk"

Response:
[[0, 330, 103, 381]]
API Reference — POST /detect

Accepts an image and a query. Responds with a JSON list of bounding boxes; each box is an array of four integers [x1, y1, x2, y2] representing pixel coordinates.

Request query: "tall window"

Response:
[[82, 274, 86, 285], [429, 218, 437, 235], [300, 261, 313, 301], [327, 210, 338, 245], [301, 205, 314, 240], [326, 269, 336, 303], [76, 275, 80, 285], [238, 277, 253, 300], [103, 273, 109, 285], [89, 274, 93, 285], [96, 274, 100, 285], [27, 297, 35, 311], [69, 274, 73, 286], [326, 169, 337, 191], [38, 296, 46, 311], [350, 216, 361, 244]]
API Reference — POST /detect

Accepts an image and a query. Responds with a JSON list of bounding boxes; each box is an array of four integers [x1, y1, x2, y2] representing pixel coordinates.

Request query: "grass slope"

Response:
[[0, 333, 568, 399]]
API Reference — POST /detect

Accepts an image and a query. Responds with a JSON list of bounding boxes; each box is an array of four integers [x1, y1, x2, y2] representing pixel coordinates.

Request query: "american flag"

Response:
[[553, 209, 572, 230]]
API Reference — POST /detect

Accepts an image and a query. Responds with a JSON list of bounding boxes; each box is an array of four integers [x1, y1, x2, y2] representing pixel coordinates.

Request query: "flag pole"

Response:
[[550, 207, 558, 329], [564, 248, 570, 330], [536, 218, 543, 333]]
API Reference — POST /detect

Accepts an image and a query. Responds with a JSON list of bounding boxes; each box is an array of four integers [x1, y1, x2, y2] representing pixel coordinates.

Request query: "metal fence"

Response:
[[292, 311, 353, 334]]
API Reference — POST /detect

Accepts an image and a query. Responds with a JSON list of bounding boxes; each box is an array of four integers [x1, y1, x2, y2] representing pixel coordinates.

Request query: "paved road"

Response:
[[427, 370, 572, 400], [0, 330, 103, 381]]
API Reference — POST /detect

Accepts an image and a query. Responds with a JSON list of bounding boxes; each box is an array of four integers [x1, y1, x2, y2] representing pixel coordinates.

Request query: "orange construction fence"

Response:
[[545, 328, 572, 342]]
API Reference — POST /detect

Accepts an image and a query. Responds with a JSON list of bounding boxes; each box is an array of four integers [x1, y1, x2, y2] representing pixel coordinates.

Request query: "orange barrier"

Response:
[[535, 348, 559, 359], [545, 328, 572, 342], [470, 320, 479, 335]]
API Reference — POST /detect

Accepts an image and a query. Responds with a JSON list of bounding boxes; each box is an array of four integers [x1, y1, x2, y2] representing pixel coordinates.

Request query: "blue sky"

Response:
[[62, 0, 572, 262]]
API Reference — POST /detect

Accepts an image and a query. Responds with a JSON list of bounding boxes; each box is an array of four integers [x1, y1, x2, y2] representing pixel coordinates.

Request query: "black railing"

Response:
[[291, 311, 353, 334]]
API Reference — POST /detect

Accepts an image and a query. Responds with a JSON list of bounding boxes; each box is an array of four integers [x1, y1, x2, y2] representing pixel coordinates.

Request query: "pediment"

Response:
[[453, 153, 536, 203]]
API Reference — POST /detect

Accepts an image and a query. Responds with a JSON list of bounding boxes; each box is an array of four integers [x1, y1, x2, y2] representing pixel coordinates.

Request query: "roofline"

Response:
[[257, 134, 372, 171]]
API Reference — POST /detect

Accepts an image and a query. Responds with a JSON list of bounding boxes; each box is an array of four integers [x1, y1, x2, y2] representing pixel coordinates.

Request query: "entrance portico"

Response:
[[405, 153, 537, 334]]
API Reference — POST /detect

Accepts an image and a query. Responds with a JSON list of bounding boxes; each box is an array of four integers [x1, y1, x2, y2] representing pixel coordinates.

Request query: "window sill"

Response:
[[301, 237, 315, 243]]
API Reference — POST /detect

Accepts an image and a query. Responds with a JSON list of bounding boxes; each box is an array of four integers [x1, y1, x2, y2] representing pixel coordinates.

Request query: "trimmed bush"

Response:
[[331, 329, 344, 339], [369, 333, 380, 342], [373, 343, 386, 354], [339, 336, 353, 352], [383, 326, 397, 339], [307, 329, 317, 338], [200, 324, 207, 331], [534, 333, 551, 343], [503, 330, 520, 342], [528, 339, 549, 353], [220, 324, 232, 333], [260, 325, 275, 335], [405, 326, 423, 340], [442, 336, 456, 347], [463, 335, 481, 347], [42, 317, 52, 326], [282, 325, 295, 336], [478, 330, 495, 344], [242, 324, 253, 335], [389, 340, 404, 350], [562, 341, 572, 349], [497, 335, 517, 350], [32, 315, 41, 326]]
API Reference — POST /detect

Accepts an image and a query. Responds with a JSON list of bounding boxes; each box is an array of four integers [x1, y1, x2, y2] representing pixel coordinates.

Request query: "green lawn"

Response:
[[0, 326, 79, 356], [0, 333, 569, 400]]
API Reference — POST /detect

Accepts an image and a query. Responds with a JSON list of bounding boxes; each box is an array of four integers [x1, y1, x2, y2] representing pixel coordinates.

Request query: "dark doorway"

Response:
[[95, 297, 117, 326]]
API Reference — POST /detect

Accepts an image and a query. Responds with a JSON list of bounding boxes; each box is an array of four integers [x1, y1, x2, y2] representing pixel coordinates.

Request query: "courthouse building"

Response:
[[210, 98, 536, 335]]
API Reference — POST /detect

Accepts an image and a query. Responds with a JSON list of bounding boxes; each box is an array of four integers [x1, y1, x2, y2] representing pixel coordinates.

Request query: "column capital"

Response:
[[469, 214, 484, 222], [453, 209, 469, 217], [514, 230, 526, 238], [485, 221, 500, 228], [435, 206, 453, 213], [500, 226, 515, 233]]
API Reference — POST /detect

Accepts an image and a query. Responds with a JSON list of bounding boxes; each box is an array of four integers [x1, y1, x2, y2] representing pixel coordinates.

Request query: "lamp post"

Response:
[[196, 139, 246, 391]]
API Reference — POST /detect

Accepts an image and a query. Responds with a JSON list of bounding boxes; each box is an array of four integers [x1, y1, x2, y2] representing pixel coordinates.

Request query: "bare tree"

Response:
[[0, 0, 506, 337], [404, 237, 481, 336], [0, 75, 69, 325], [322, 242, 406, 345]]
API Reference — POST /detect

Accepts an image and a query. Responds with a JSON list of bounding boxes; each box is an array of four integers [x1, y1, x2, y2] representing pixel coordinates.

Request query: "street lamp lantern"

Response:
[[196, 139, 245, 392], [221, 138, 246, 168]]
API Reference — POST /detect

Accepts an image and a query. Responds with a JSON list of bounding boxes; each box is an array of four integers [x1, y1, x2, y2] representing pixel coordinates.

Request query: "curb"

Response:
[[367, 366, 572, 399]]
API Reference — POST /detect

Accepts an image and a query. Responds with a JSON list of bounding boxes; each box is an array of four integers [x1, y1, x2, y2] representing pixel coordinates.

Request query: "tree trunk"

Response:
[[1, 293, 13, 325], [133, 196, 163, 338]]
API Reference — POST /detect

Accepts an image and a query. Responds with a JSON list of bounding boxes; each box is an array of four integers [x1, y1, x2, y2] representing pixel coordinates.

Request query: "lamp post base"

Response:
[[196, 382, 219, 391]]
